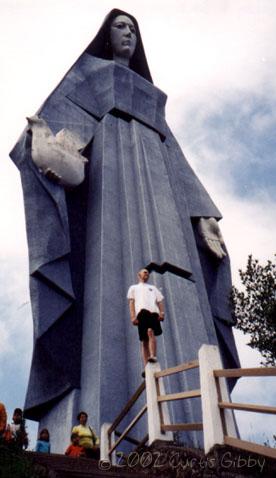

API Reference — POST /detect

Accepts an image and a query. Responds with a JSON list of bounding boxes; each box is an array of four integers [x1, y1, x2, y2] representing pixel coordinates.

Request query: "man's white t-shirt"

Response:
[[127, 282, 164, 317]]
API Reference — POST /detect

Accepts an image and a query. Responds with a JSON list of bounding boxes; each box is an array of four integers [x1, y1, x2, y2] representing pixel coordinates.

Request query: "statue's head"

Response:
[[85, 9, 153, 83], [110, 14, 137, 65]]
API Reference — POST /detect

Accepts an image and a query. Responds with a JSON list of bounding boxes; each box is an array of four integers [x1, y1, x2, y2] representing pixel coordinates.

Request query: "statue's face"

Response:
[[110, 15, 137, 60]]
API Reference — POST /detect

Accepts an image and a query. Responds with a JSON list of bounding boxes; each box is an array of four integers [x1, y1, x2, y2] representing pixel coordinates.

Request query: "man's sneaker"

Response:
[[148, 356, 157, 363]]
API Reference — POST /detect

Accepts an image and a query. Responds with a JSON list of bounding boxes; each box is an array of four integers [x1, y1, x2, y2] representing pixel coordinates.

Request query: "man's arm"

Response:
[[157, 300, 165, 321], [128, 299, 139, 325]]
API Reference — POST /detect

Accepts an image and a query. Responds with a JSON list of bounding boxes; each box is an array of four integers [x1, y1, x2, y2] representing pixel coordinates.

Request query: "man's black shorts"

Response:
[[137, 309, 163, 342]]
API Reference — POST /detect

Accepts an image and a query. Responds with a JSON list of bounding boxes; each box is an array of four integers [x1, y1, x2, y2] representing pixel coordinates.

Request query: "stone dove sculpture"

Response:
[[27, 115, 88, 187]]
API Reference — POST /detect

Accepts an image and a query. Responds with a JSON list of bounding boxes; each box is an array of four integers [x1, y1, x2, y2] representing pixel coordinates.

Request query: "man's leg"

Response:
[[141, 340, 150, 367], [147, 328, 157, 359]]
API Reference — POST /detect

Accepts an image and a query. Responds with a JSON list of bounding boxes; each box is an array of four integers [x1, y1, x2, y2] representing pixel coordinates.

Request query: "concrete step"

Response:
[[2, 442, 275, 477], [24, 451, 147, 478]]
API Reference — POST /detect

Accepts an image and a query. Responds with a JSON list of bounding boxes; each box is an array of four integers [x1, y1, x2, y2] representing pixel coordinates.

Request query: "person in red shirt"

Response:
[[0, 403, 7, 438], [65, 433, 85, 457]]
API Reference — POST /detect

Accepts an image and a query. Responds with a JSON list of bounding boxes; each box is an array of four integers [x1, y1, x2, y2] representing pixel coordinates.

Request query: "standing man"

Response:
[[127, 269, 165, 376]]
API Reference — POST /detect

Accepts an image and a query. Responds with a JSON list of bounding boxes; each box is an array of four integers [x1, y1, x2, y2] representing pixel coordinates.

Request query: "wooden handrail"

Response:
[[218, 401, 276, 415], [108, 404, 147, 456], [215, 367, 276, 459], [224, 436, 276, 459], [114, 430, 141, 446], [106, 360, 276, 459], [154, 360, 199, 378], [214, 367, 276, 378], [161, 423, 203, 432], [157, 389, 201, 402], [108, 381, 145, 435]]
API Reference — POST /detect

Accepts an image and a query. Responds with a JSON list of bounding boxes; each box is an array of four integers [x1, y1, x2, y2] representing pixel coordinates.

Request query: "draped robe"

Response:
[[10, 53, 239, 447]]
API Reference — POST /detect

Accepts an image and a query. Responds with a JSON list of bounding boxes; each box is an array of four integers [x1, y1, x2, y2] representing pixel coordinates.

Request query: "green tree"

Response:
[[231, 254, 276, 366]]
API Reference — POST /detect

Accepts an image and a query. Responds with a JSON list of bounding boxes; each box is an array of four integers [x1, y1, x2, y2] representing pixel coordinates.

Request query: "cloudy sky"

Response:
[[1, 0, 275, 449]]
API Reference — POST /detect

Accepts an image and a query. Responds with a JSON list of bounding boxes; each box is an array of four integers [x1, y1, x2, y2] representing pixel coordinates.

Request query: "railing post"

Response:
[[199, 344, 237, 453], [145, 361, 173, 444], [100, 422, 116, 465]]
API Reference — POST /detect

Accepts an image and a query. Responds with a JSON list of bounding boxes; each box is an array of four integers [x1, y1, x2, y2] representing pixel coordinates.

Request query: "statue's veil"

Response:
[[85, 9, 153, 82]]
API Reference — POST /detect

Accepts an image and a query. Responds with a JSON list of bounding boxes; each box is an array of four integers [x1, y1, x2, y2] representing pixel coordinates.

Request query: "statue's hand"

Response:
[[197, 217, 227, 260], [27, 115, 88, 188], [44, 167, 62, 183]]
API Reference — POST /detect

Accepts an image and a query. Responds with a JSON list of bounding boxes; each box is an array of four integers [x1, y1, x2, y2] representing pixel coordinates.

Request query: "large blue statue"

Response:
[[10, 9, 239, 449]]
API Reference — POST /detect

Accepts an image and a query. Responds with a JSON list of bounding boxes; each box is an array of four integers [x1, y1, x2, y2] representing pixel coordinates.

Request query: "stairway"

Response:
[[24, 451, 147, 478], [25, 441, 276, 478]]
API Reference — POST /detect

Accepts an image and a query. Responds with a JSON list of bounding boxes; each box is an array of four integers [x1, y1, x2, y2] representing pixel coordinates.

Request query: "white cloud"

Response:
[[233, 330, 263, 367], [251, 110, 276, 134], [0, 322, 12, 358], [0, 259, 32, 363]]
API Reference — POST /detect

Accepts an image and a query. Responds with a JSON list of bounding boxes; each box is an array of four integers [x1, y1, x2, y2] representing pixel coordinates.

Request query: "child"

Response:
[[65, 433, 85, 457], [35, 428, 51, 453]]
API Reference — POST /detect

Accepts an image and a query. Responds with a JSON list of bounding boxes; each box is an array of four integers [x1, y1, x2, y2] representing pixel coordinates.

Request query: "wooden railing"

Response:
[[214, 366, 276, 459], [101, 345, 276, 463], [104, 358, 202, 460], [106, 381, 148, 458], [154, 359, 203, 433]]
